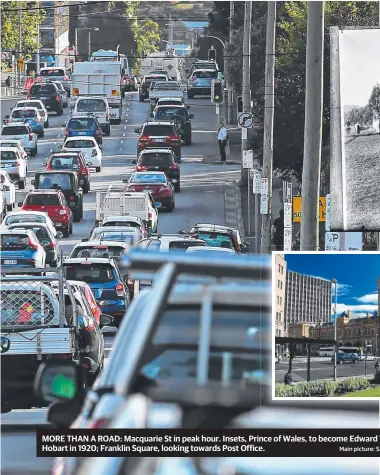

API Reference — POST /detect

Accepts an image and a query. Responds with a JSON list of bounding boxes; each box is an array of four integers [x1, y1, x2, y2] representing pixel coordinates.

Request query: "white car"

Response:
[[0, 170, 16, 211], [186, 246, 236, 254], [359, 354, 376, 361], [62, 136, 102, 172], [15, 99, 49, 127], [0, 147, 28, 189], [0, 139, 29, 169], [1, 210, 57, 237], [0, 122, 38, 156]]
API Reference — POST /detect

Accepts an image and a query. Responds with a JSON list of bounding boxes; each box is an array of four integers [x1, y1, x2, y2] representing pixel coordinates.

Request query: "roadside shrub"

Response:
[[275, 377, 370, 397], [337, 377, 369, 393]]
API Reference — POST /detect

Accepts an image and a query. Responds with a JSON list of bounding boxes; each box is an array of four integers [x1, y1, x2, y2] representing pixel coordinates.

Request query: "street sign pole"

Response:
[[252, 170, 261, 253], [242, 150, 254, 235]]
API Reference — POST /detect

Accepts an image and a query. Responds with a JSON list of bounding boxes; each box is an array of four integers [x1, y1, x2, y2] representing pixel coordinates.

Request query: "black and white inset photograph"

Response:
[[330, 28, 380, 231]]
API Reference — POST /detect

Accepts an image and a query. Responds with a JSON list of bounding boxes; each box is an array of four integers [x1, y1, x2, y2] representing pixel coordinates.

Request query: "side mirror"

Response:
[[122, 179, 129, 183], [31, 179, 35, 185], [18, 202, 23, 207], [1, 337, 10, 354], [155, 202, 162, 209], [100, 314, 115, 328], [34, 361, 83, 404], [187, 105, 190, 109], [81, 238, 88, 242], [189, 114, 194, 119], [134, 128, 141, 134], [132, 159, 137, 164]]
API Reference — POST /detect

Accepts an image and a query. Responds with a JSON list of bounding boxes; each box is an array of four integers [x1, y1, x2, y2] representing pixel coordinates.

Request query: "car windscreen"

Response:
[[103, 221, 141, 228], [25, 194, 60, 206], [40, 69, 65, 77], [1, 151, 17, 161], [9, 225, 50, 242], [130, 173, 166, 184], [54, 83, 66, 92], [98, 233, 138, 244], [192, 70, 217, 79], [39, 174, 72, 190], [71, 246, 127, 259], [90, 227, 137, 240], [64, 140, 94, 148], [5, 214, 45, 225], [1, 126, 28, 135], [154, 83, 179, 90], [30, 84, 57, 94], [138, 308, 267, 386], [0, 142, 21, 148], [12, 110, 37, 118], [154, 108, 186, 121], [68, 118, 96, 130], [168, 241, 206, 250], [76, 99, 106, 112], [51, 156, 79, 169], [158, 101, 182, 107], [139, 153, 172, 166], [145, 76, 166, 84], [197, 233, 234, 248], [142, 125, 175, 136], [64, 264, 116, 283], [17, 101, 43, 110], [0, 233, 30, 250]]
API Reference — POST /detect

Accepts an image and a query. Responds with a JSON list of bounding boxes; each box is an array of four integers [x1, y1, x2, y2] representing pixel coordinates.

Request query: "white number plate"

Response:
[[78, 132, 86, 135], [154, 139, 164, 142], [4, 260, 17, 265], [41, 97, 48, 100]]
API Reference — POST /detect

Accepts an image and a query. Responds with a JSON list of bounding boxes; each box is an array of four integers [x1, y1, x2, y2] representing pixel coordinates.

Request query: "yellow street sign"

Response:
[[292, 196, 326, 223], [17, 57, 24, 68]]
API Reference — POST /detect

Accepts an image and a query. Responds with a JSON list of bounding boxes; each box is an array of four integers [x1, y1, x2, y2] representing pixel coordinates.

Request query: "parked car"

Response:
[[62, 258, 130, 327], [151, 105, 193, 144], [44, 151, 90, 193], [62, 136, 102, 173], [0, 147, 27, 189], [1, 210, 57, 237], [63, 114, 103, 147], [31, 171, 84, 223], [0, 122, 38, 156], [0, 170, 16, 210], [0, 229, 46, 268], [28, 81, 63, 115], [19, 190, 74, 238], [123, 171, 175, 212], [15, 99, 49, 127], [7, 222, 60, 267], [6, 107, 44, 137], [135, 121, 182, 161]]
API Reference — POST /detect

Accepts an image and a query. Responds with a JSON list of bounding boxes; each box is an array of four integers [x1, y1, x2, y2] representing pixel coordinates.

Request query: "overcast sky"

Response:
[[340, 29, 380, 107]]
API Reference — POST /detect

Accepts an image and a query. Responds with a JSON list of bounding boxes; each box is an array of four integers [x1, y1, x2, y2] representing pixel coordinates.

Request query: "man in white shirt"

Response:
[[217, 122, 228, 163]]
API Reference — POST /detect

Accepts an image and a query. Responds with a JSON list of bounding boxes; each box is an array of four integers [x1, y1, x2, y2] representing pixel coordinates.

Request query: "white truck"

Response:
[[70, 61, 123, 124], [95, 190, 159, 232], [139, 54, 181, 81]]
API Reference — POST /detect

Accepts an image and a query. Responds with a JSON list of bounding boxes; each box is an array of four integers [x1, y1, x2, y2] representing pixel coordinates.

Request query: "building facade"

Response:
[[275, 254, 287, 338], [285, 271, 332, 325]]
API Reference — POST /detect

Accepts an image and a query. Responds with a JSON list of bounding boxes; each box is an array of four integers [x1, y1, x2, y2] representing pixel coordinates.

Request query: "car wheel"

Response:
[[96, 166, 101, 173], [184, 134, 192, 145], [62, 226, 70, 238], [82, 183, 90, 194], [166, 200, 174, 212], [74, 210, 81, 222], [175, 181, 181, 193], [45, 120, 49, 128], [69, 221, 73, 235], [38, 129, 44, 138], [57, 108, 63, 116], [18, 178, 26, 189], [31, 146, 37, 157]]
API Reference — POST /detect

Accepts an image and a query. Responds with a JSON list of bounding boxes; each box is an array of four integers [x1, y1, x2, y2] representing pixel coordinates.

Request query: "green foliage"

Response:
[[1, 1, 45, 56], [275, 376, 370, 397], [343, 387, 380, 397]]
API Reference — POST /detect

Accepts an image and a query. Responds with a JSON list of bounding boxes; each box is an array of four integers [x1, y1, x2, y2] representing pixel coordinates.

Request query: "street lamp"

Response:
[[74, 27, 99, 60], [332, 278, 338, 381], [203, 35, 226, 49]]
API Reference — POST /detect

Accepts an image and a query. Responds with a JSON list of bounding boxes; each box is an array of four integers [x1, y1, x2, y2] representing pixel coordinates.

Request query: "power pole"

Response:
[[36, 18, 40, 75], [227, 0, 235, 124], [260, 1, 277, 254], [18, 3, 22, 87], [241, 0, 252, 184], [300, 1, 324, 251]]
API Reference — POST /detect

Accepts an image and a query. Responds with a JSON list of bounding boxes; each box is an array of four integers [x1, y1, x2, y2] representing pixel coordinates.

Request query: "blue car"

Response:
[[64, 114, 103, 147], [0, 229, 46, 268], [63, 258, 129, 327], [187, 69, 217, 99], [8, 107, 45, 137]]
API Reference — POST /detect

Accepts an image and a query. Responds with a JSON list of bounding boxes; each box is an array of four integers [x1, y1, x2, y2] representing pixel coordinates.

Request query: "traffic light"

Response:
[[211, 79, 224, 104], [208, 48, 216, 61], [237, 95, 242, 113]]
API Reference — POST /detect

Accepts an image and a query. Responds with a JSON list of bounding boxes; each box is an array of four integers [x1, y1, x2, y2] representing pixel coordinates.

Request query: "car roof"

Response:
[[0, 139, 23, 143], [0, 147, 20, 152], [192, 68, 217, 72], [139, 148, 173, 154], [192, 224, 236, 232], [68, 115, 97, 120], [187, 246, 235, 252], [94, 226, 139, 233], [76, 96, 108, 101], [103, 216, 142, 222], [143, 121, 174, 126], [12, 107, 39, 112], [155, 104, 186, 109], [63, 258, 116, 265], [132, 171, 166, 176], [156, 235, 206, 243], [27, 190, 61, 195], [157, 97, 184, 101], [17, 99, 44, 104], [51, 152, 82, 157], [2, 228, 35, 236], [36, 170, 77, 176], [8, 221, 49, 229], [1, 123, 30, 128], [73, 240, 130, 248], [40, 66, 65, 70], [5, 210, 47, 217]]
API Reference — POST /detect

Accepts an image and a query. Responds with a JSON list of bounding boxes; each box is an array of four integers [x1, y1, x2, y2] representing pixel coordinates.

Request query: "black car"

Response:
[[28, 81, 63, 115], [132, 148, 180, 192], [151, 105, 194, 144], [32, 171, 84, 222]]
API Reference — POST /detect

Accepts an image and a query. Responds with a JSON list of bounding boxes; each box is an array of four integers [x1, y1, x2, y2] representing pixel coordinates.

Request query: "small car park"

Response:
[[0, 123, 38, 156], [45, 151, 91, 193], [32, 171, 84, 223], [19, 190, 74, 237]]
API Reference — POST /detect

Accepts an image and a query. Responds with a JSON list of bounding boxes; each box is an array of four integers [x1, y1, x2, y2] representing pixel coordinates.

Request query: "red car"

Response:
[[135, 121, 182, 161], [45, 151, 90, 193], [123, 171, 175, 212], [19, 190, 74, 237]]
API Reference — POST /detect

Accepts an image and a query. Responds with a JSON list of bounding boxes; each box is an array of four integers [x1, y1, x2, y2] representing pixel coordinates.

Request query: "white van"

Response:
[[73, 96, 111, 136]]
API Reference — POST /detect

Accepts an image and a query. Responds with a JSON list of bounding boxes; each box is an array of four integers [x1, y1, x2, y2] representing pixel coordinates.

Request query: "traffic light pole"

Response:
[[18, 4, 22, 87], [227, 0, 235, 124]]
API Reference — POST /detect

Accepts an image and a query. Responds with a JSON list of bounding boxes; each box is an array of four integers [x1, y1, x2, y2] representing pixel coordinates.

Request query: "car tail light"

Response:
[[69, 195, 75, 201], [63, 76, 69, 81], [46, 163, 51, 170], [37, 77, 42, 82], [50, 353, 72, 360], [80, 166, 87, 174], [148, 212, 152, 220], [56, 96, 60, 101], [40, 111, 46, 116], [64, 129, 68, 136], [139, 135, 149, 141], [29, 134, 33, 140], [169, 164, 178, 169], [73, 88, 79, 96], [91, 149, 97, 157], [59, 210, 67, 215], [136, 165, 147, 171], [89, 418, 109, 429], [14, 161, 20, 166], [26, 96, 30, 100], [169, 135, 180, 142], [190, 76, 196, 81], [115, 282, 125, 296], [126, 185, 136, 191], [28, 238, 39, 250]]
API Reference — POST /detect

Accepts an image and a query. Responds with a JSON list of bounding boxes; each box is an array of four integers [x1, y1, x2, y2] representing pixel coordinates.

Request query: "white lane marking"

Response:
[[124, 126, 127, 129], [120, 140, 123, 143]]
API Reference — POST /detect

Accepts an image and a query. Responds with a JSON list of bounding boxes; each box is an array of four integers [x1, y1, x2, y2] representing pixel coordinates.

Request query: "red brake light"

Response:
[[46, 242, 56, 248], [115, 282, 125, 296], [28, 239, 39, 250], [169, 135, 179, 141], [169, 164, 178, 169], [64, 129, 68, 136], [56, 96, 60, 101], [80, 167, 87, 174], [69, 195, 75, 200], [148, 212, 152, 220], [40, 111, 46, 116], [136, 165, 147, 171], [26, 96, 30, 100], [29, 134, 33, 140], [139, 135, 149, 140], [14, 161, 20, 166], [63, 76, 69, 80]]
